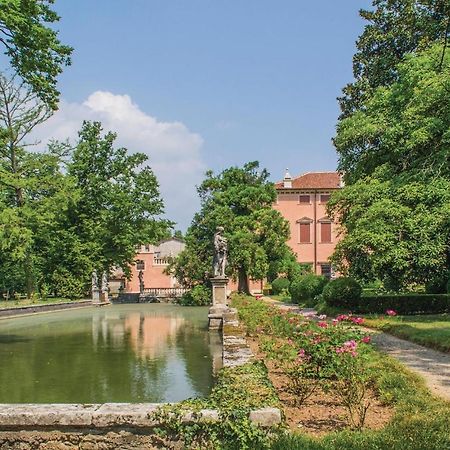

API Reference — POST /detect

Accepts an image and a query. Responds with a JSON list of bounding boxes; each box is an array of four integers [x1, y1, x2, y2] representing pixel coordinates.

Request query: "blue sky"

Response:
[[3, 0, 373, 229]]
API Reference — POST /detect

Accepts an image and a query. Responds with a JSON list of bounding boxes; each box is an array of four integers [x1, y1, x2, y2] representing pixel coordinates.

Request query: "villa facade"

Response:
[[122, 238, 185, 293], [273, 171, 342, 278]]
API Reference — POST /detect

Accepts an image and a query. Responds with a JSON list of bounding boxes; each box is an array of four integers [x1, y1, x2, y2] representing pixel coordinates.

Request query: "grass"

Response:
[[364, 314, 450, 353], [232, 294, 450, 450], [0, 297, 80, 309], [268, 294, 292, 303]]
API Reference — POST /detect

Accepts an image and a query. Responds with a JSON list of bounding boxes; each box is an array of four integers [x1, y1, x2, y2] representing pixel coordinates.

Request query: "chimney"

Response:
[[283, 168, 292, 188]]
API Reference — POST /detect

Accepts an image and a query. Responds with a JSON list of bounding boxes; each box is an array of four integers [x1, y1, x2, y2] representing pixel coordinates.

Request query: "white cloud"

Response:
[[32, 91, 205, 230]]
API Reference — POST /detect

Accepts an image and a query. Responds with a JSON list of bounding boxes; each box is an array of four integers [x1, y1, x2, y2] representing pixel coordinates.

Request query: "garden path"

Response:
[[261, 297, 450, 402]]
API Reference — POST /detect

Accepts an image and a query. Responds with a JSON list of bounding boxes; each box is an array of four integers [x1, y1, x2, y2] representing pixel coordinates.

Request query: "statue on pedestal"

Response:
[[138, 270, 145, 294], [91, 270, 98, 293], [213, 226, 228, 277], [101, 271, 108, 294]]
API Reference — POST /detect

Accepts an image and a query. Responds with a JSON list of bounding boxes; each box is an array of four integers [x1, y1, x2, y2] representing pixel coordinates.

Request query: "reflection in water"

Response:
[[92, 313, 186, 360], [0, 305, 221, 403]]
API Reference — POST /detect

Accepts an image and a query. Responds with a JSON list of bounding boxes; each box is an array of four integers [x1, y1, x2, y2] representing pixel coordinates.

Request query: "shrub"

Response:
[[322, 277, 362, 308], [356, 293, 450, 314], [271, 277, 290, 295], [179, 285, 211, 306], [289, 274, 328, 304]]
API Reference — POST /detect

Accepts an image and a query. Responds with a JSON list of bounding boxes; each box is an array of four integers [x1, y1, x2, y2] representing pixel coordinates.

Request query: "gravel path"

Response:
[[370, 331, 450, 401], [262, 297, 450, 402]]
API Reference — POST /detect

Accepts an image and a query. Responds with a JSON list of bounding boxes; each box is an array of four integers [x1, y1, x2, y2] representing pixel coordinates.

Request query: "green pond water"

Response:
[[0, 304, 221, 403]]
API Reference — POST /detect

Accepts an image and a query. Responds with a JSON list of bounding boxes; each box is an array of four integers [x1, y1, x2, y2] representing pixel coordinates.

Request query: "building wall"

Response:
[[123, 239, 185, 293], [273, 189, 339, 276]]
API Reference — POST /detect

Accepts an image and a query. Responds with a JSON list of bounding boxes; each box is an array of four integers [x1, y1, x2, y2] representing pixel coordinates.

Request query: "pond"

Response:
[[0, 304, 221, 403]]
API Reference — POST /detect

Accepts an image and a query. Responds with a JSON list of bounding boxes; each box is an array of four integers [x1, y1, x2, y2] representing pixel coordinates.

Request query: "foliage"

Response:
[[289, 274, 328, 304], [0, 88, 169, 297], [0, 0, 73, 109], [168, 162, 290, 293], [338, 0, 449, 118], [179, 285, 211, 306], [271, 277, 290, 295], [331, 44, 450, 290], [322, 278, 362, 308], [352, 293, 450, 315], [66, 121, 170, 278], [152, 361, 280, 450]]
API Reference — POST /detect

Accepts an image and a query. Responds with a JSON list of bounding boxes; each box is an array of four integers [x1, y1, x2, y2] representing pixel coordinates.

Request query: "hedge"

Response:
[[354, 293, 450, 315]]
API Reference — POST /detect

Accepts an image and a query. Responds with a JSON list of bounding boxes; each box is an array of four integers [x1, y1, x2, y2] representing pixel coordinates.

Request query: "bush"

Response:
[[271, 277, 290, 295], [289, 274, 328, 304], [356, 293, 450, 314], [179, 285, 211, 306], [322, 277, 362, 308]]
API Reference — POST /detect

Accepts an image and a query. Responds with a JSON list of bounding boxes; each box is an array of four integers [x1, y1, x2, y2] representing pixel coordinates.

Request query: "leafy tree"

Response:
[[67, 121, 171, 278], [0, 72, 56, 296], [339, 0, 449, 118], [336, 44, 450, 182], [0, 0, 72, 109], [169, 162, 290, 293], [330, 45, 450, 290]]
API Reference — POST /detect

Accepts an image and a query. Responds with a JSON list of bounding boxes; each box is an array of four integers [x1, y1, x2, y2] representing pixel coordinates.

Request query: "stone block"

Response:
[[249, 408, 282, 427], [0, 404, 98, 427], [92, 403, 160, 428]]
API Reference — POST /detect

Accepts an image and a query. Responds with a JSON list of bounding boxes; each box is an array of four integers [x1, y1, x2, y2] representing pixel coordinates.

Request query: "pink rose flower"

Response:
[[317, 321, 328, 328], [386, 309, 397, 316], [361, 335, 371, 344]]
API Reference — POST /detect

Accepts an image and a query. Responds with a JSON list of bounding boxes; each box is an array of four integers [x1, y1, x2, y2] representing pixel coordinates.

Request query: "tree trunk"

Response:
[[238, 267, 250, 294]]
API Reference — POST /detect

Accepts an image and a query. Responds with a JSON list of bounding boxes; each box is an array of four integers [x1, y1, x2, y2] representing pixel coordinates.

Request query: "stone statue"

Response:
[[138, 270, 145, 294], [101, 271, 109, 293], [91, 270, 98, 292], [213, 226, 228, 277]]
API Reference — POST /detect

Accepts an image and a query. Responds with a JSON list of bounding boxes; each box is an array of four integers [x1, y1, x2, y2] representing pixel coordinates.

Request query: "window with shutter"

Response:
[[321, 222, 332, 243], [299, 195, 310, 203], [299, 223, 310, 243]]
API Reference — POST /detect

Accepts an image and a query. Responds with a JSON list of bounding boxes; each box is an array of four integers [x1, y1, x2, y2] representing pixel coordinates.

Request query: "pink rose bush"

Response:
[[233, 295, 373, 428]]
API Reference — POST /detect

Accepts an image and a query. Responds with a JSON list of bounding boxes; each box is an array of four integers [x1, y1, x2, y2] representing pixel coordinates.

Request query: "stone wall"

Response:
[[0, 301, 92, 318]]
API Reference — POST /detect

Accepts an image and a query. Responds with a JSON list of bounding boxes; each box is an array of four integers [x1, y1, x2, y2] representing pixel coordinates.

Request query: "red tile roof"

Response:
[[275, 172, 341, 190]]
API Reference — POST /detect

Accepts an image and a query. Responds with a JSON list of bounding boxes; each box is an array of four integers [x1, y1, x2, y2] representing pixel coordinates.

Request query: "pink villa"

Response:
[[273, 170, 342, 278], [120, 238, 185, 293]]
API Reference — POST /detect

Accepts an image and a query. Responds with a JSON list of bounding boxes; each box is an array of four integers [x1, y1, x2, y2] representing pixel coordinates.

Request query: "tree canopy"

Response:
[[330, 44, 450, 291], [0, 0, 72, 108], [0, 77, 169, 298], [339, 0, 450, 118], [169, 162, 291, 293]]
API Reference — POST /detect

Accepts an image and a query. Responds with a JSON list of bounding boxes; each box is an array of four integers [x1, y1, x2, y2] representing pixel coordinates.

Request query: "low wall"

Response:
[[0, 300, 92, 318], [0, 403, 281, 449]]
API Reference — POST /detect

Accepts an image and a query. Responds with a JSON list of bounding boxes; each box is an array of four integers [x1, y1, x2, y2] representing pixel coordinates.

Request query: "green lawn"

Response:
[[365, 314, 450, 353], [0, 297, 78, 310], [268, 294, 292, 303]]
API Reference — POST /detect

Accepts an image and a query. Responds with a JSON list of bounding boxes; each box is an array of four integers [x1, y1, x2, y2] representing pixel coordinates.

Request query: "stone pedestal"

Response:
[[92, 288, 101, 304], [208, 277, 229, 330], [101, 290, 109, 304]]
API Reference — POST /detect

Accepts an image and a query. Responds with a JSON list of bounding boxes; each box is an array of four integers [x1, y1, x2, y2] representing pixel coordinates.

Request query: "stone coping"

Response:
[[0, 300, 92, 318], [0, 404, 281, 429]]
